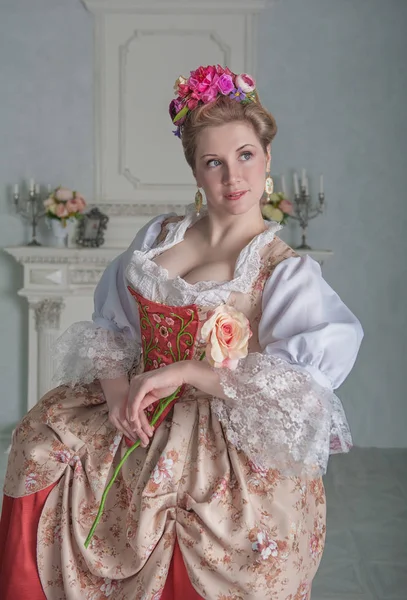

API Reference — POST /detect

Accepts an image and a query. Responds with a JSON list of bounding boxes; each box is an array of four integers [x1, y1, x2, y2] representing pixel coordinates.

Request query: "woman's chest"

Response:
[[151, 230, 242, 286]]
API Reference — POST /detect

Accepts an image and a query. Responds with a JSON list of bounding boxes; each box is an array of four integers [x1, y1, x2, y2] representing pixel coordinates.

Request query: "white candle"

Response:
[[29, 178, 35, 193], [301, 168, 307, 189], [280, 175, 287, 196], [14, 184, 19, 195], [320, 174, 324, 194], [293, 172, 300, 196], [305, 175, 309, 196], [35, 184, 40, 195]]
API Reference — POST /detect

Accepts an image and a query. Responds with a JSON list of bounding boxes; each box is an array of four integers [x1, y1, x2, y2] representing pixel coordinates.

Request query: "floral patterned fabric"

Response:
[[3, 222, 329, 599]]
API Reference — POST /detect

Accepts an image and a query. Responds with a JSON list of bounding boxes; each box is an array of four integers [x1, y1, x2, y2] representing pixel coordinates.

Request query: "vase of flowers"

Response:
[[44, 186, 87, 247], [261, 192, 294, 225]]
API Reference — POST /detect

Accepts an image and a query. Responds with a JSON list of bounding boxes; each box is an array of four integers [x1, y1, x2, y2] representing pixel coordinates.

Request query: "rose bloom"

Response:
[[217, 73, 235, 96], [43, 196, 56, 209], [54, 187, 74, 201], [200, 305, 252, 370], [279, 198, 294, 215], [262, 204, 284, 222], [235, 73, 256, 93], [66, 195, 86, 214], [55, 203, 70, 219]]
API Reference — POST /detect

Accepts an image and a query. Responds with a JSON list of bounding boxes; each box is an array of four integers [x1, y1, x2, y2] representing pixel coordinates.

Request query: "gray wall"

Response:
[[0, 0, 406, 446], [0, 0, 93, 431]]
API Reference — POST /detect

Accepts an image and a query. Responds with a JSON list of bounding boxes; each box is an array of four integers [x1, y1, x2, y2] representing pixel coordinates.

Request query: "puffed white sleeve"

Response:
[[51, 213, 174, 387], [211, 255, 364, 477]]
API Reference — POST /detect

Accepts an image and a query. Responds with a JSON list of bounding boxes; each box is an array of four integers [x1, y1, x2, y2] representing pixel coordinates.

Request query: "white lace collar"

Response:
[[125, 203, 282, 306]]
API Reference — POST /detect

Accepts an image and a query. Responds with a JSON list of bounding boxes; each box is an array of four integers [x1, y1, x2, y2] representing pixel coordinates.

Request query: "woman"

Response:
[[0, 64, 363, 599]]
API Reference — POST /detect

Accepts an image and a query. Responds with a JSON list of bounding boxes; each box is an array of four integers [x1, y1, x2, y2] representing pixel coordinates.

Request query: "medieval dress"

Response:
[[0, 203, 363, 600]]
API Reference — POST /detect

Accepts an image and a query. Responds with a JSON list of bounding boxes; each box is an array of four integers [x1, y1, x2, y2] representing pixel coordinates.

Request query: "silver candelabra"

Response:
[[290, 186, 325, 250], [13, 185, 47, 246]]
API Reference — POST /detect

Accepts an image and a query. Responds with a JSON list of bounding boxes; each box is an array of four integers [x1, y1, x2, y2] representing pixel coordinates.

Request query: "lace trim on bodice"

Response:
[[125, 203, 282, 307]]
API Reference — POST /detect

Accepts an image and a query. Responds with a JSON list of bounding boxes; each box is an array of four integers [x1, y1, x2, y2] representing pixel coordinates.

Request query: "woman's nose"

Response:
[[222, 164, 242, 185]]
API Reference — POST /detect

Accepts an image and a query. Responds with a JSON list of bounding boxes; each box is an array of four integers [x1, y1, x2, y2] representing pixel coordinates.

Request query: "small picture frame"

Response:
[[76, 207, 109, 248]]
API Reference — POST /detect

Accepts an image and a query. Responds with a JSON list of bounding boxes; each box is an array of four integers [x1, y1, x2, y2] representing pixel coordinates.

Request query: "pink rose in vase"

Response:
[[54, 187, 74, 202], [55, 203, 70, 219], [66, 194, 86, 215], [279, 199, 294, 216]]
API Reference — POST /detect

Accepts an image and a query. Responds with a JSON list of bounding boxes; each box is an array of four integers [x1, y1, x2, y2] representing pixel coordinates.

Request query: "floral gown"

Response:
[[2, 205, 363, 599]]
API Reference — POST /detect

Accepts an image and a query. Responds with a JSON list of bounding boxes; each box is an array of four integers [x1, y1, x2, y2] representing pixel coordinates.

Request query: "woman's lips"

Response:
[[224, 191, 247, 201]]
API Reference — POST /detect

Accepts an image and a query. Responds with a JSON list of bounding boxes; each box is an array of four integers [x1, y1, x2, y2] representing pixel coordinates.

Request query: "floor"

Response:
[[1, 443, 406, 599]]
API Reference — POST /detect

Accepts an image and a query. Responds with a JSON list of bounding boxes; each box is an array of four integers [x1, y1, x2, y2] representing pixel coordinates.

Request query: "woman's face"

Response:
[[193, 120, 270, 216]]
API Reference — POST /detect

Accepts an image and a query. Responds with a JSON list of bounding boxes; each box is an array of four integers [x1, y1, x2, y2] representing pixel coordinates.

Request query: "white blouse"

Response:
[[52, 203, 363, 476]]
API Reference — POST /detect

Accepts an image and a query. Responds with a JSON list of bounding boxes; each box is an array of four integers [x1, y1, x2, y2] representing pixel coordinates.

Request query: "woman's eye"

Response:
[[207, 159, 221, 167], [206, 151, 253, 168]]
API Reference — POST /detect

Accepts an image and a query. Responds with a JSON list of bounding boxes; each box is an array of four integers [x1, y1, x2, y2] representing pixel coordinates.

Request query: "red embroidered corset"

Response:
[[127, 287, 203, 429]]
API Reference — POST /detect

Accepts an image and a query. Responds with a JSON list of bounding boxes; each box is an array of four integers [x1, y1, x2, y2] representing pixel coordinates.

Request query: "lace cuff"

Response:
[[210, 353, 352, 478], [51, 322, 140, 387]]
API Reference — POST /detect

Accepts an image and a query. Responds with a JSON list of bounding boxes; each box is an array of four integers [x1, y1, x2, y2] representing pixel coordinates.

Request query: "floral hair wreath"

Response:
[[169, 64, 258, 139]]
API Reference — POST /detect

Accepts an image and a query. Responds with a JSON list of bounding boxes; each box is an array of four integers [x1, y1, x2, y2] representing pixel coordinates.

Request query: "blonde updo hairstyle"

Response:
[[180, 92, 278, 173]]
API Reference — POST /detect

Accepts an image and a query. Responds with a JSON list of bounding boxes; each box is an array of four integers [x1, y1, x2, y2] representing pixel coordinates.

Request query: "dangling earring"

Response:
[[264, 171, 274, 201], [195, 188, 203, 216]]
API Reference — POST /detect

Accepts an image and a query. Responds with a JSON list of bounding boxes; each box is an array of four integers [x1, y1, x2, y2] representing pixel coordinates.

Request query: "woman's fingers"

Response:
[[139, 409, 154, 445]]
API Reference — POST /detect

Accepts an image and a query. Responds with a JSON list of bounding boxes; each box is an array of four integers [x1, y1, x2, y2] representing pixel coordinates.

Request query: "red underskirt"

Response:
[[0, 483, 202, 599]]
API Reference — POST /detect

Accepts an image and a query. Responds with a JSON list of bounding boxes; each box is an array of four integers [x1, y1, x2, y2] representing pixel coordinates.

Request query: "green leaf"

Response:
[[173, 105, 188, 123]]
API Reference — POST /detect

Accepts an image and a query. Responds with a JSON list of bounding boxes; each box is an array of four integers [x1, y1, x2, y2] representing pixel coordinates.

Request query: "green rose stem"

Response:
[[84, 351, 205, 549]]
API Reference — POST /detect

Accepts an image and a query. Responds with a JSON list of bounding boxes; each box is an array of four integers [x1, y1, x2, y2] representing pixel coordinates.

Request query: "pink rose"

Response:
[[188, 65, 219, 100], [54, 187, 74, 202], [55, 203, 69, 218], [66, 195, 86, 214], [279, 199, 294, 215], [200, 304, 252, 370], [201, 86, 219, 104], [235, 73, 256, 93], [215, 64, 234, 78], [217, 74, 235, 95]]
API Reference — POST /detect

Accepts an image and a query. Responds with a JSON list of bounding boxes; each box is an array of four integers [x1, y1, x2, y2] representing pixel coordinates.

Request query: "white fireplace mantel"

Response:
[[82, 0, 275, 15]]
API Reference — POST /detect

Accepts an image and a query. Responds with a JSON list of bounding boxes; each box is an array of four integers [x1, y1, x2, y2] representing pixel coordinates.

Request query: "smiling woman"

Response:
[[0, 64, 363, 600]]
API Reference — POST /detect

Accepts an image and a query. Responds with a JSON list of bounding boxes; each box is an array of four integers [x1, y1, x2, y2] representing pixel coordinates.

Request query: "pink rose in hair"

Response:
[[235, 73, 256, 93], [279, 199, 294, 215], [201, 86, 218, 104], [55, 187, 74, 202], [189, 65, 219, 100], [187, 97, 199, 110], [217, 74, 235, 96], [215, 65, 233, 77]]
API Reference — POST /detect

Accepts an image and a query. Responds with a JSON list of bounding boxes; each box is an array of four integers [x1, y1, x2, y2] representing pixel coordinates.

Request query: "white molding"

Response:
[[86, 202, 185, 216], [117, 29, 231, 192], [82, 1, 274, 15], [4, 246, 119, 266]]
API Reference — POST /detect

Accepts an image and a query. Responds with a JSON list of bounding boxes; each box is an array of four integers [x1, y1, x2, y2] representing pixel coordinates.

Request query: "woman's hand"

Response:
[[99, 376, 139, 443], [126, 362, 190, 446]]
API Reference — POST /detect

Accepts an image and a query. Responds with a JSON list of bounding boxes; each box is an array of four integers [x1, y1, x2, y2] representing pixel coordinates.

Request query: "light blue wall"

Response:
[[0, 0, 406, 446], [0, 0, 93, 431], [258, 0, 407, 446]]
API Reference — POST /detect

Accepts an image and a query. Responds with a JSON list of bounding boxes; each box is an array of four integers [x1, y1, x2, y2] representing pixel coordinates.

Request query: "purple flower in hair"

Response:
[[229, 87, 246, 102], [217, 74, 235, 95], [173, 127, 181, 138]]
